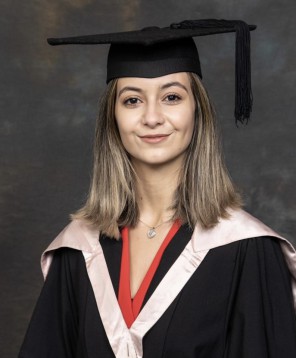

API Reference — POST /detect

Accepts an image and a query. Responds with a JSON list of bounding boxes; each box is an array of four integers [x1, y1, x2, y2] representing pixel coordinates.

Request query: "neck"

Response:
[[132, 160, 182, 226]]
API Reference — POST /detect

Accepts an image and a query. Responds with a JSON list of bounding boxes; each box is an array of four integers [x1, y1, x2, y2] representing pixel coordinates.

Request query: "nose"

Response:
[[142, 101, 164, 128]]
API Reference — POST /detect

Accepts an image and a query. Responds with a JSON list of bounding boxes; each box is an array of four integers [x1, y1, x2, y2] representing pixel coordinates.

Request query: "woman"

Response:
[[19, 20, 296, 358]]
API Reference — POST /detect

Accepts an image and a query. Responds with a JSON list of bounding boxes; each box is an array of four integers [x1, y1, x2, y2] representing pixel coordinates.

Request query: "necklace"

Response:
[[139, 218, 172, 239]]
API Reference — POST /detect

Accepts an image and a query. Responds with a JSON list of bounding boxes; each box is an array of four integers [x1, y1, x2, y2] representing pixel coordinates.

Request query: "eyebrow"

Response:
[[161, 81, 189, 93], [117, 86, 143, 98], [117, 81, 189, 98]]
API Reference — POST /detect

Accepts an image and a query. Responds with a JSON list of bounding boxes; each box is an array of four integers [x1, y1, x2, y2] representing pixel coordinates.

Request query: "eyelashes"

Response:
[[164, 94, 182, 103], [123, 97, 141, 106], [122, 93, 182, 107]]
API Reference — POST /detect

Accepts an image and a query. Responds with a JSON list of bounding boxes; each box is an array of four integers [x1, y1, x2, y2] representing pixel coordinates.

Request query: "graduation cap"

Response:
[[47, 19, 256, 124]]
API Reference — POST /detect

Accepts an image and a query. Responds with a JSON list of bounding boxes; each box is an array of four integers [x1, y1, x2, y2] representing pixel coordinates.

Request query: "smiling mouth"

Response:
[[139, 134, 171, 143]]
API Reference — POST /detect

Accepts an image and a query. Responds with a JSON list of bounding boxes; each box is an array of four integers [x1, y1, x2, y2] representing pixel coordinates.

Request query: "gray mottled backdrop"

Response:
[[1, 0, 295, 356]]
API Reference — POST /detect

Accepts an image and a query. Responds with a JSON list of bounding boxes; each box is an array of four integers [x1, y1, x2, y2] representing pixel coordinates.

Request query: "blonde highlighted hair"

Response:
[[71, 73, 242, 237]]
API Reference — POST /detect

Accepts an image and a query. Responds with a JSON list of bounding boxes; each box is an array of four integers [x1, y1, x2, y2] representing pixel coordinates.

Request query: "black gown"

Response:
[[19, 223, 296, 358]]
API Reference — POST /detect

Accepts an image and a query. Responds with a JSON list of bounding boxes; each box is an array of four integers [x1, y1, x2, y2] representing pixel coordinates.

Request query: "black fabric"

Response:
[[19, 235, 296, 358], [106, 38, 202, 82], [47, 19, 256, 123], [99, 233, 123, 296], [47, 20, 256, 46]]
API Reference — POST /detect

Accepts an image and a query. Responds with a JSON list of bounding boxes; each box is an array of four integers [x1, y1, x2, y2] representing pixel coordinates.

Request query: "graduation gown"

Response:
[[19, 209, 296, 358]]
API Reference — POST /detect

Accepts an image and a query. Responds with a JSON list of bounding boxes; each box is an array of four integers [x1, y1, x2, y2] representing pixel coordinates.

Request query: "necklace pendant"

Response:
[[147, 228, 156, 239]]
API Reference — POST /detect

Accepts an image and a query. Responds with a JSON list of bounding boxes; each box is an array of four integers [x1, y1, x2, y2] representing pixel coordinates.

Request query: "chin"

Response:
[[131, 153, 185, 168]]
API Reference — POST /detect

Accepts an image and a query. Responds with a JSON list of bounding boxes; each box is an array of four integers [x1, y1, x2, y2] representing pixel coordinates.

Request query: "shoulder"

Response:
[[206, 235, 285, 271], [191, 209, 296, 311], [212, 234, 283, 254], [45, 247, 86, 277], [191, 208, 289, 252], [191, 207, 296, 271], [229, 235, 286, 264], [44, 219, 100, 253], [41, 219, 100, 279], [51, 246, 85, 262]]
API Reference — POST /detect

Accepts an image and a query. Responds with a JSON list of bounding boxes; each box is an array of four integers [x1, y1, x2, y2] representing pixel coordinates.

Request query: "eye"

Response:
[[123, 97, 142, 107], [164, 93, 182, 103]]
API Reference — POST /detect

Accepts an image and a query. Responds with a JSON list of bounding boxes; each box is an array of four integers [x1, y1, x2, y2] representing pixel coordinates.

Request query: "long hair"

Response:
[[71, 73, 242, 238]]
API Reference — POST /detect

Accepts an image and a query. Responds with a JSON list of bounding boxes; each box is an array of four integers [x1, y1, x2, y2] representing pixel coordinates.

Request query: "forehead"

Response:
[[116, 72, 191, 91]]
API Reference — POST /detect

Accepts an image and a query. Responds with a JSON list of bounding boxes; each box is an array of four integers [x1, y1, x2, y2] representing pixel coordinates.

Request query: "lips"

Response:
[[139, 133, 171, 143], [139, 134, 171, 138]]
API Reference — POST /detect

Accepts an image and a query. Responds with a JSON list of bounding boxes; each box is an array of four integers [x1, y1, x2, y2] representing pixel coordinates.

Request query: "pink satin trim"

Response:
[[41, 220, 95, 279], [279, 241, 296, 310], [40, 209, 296, 356], [191, 209, 284, 252], [82, 248, 137, 358]]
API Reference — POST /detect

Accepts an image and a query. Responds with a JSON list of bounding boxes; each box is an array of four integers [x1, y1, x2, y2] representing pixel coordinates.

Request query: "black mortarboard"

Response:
[[47, 19, 256, 123]]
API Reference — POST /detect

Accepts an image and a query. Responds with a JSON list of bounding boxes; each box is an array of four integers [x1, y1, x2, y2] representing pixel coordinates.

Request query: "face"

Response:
[[115, 72, 196, 168]]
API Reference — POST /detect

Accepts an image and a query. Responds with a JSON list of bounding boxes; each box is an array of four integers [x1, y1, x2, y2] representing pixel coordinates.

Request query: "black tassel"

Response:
[[171, 19, 253, 124]]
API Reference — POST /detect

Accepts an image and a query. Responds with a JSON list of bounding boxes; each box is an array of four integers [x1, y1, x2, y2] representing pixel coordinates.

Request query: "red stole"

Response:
[[118, 221, 181, 328]]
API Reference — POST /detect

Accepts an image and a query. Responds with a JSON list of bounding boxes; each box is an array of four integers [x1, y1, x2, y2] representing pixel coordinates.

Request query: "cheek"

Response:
[[115, 102, 136, 134], [115, 116, 135, 153], [116, 123, 129, 149], [179, 108, 195, 139]]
